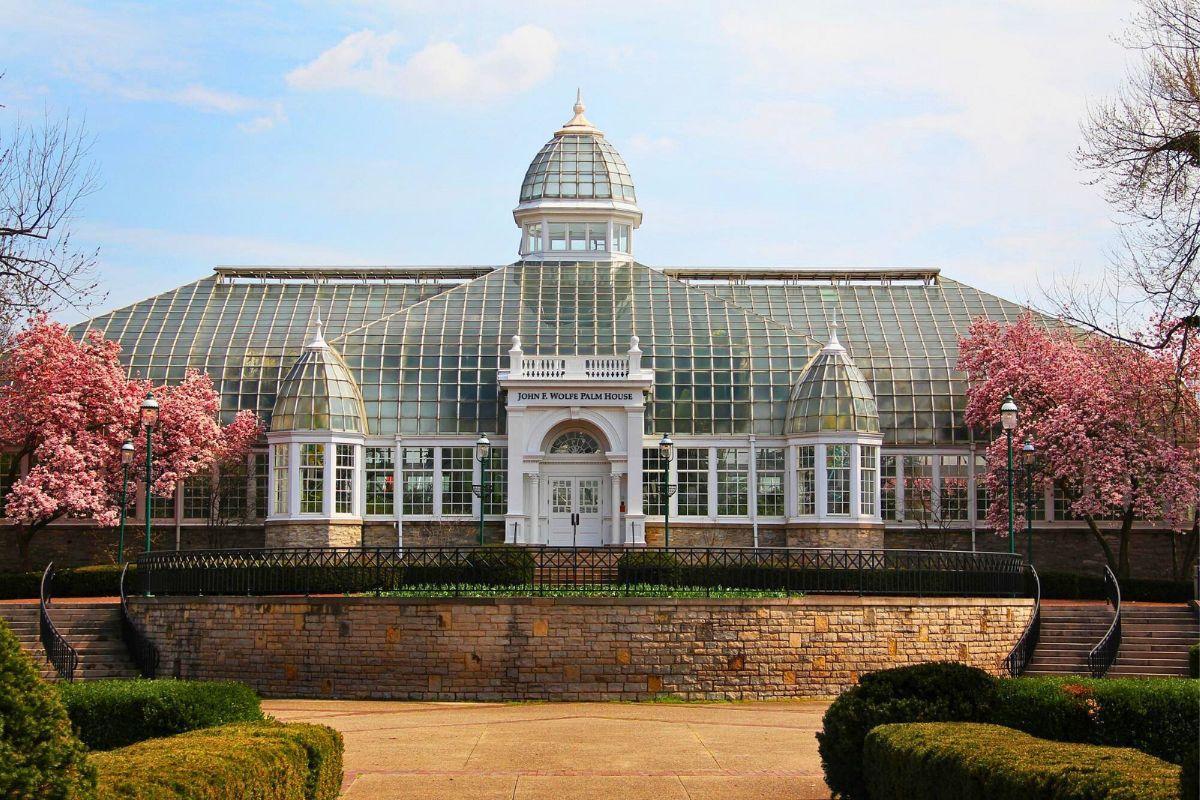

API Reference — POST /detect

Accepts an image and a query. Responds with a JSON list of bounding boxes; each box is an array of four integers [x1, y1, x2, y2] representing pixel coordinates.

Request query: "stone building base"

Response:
[[130, 594, 1033, 701], [787, 523, 885, 549], [264, 520, 362, 548], [361, 521, 506, 548], [643, 523, 786, 548]]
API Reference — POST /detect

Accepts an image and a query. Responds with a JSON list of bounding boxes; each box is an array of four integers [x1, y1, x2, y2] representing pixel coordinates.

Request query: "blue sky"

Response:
[[1, 0, 1135, 321]]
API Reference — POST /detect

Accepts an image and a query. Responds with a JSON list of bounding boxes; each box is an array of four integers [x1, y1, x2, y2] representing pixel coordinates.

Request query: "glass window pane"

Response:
[[402, 447, 434, 515], [797, 445, 815, 515], [826, 444, 850, 515], [756, 448, 784, 517], [677, 448, 708, 516]]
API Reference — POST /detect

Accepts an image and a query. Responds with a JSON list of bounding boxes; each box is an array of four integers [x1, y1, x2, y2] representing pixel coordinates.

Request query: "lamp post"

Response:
[[473, 433, 491, 547], [658, 434, 678, 549], [139, 392, 159, 557], [118, 441, 134, 565], [1000, 395, 1019, 555], [1022, 438, 1036, 564]]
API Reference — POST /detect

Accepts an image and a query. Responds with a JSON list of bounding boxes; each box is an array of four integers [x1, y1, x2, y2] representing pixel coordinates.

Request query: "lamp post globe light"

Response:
[[657, 433, 677, 549], [999, 395, 1019, 555], [139, 392, 159, 558], [1022, 438, 1036, 564], [474, 433, 492, 546], [118, 440, 134, 565]]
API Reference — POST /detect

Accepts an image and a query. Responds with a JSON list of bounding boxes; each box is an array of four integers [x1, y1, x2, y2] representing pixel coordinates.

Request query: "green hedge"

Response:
[[816, 662, 996, 799], [0, 619, 97, 799], [817, 665, 1200, 799], [91, 721, 343, 800], [993, 676, 1199, 766], [0, 564, 134, 600], [59, 679, 264, 751], [863, 722, 1180, 800], [1038, 571, 1192, 603]]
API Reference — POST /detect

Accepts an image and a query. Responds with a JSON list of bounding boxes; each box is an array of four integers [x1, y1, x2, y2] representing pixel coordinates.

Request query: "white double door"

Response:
[[547, 475, 605, 547]]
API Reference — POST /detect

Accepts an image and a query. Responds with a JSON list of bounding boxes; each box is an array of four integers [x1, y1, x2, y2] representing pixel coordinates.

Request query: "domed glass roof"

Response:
[[519, 94, 636, 203], [271, 321, 367, 433], [785, 329, 879, 435]]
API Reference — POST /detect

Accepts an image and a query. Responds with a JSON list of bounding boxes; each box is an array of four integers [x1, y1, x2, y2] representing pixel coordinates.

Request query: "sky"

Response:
[[0, 0, 1138, 322]]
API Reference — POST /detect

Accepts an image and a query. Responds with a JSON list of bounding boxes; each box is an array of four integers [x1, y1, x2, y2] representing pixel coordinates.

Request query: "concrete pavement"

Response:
[[264, 699, 833, 800]]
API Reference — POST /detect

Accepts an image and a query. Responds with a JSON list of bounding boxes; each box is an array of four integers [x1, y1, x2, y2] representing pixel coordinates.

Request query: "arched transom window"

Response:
[[548, 431, 602, 454]]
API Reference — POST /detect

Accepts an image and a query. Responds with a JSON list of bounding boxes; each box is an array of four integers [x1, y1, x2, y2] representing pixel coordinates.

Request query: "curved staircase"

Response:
[[0, 600, 140, 680]]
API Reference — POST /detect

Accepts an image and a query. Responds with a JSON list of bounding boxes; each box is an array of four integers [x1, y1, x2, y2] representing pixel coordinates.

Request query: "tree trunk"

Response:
[[1117, 502, 1136, 580], [1083, 514, 1119, 575], [1174, 517, 1200, 582], [14, 517, 57, 573]]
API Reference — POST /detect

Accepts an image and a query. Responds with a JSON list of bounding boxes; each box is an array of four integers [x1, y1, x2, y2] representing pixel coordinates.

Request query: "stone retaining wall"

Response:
[[130, 595, 1032, 701]]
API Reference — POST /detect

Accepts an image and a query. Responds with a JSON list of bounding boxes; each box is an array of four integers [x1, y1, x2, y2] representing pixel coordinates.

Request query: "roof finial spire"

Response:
[[823, 308, 845, 353], [559, 88, 597, 134], [306, 312, 328, 350]]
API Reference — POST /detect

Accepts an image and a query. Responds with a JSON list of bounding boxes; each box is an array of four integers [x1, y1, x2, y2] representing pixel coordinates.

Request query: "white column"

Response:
[[849, 443, 861, 520], [529, 474, 540, 544], [288, 442, 300, 517], [610, 472, 621, 545], [784, 443, 798, 519], [748, 436, 759, 547], [624, 409, 645, 544], [815, 444, 827, 519]]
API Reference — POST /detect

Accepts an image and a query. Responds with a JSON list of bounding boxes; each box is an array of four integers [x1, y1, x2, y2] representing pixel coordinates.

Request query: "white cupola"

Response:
[[514, 90, 642, 261]]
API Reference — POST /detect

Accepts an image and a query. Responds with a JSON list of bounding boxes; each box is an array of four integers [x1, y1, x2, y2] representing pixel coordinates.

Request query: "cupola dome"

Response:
[[785, 321, 880, 435], [514, 91, 642, 261], [270, 317, 368, 433]]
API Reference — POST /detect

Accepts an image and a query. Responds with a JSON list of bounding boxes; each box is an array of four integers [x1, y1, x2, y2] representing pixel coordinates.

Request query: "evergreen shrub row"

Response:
[[816, 663, 1199, 799], [0, 564, 132, 599], [59, 679, 264, 751], [863, 722, 1180, 800]]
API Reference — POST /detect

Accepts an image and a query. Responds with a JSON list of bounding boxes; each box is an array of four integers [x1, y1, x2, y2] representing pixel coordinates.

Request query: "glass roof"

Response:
[[71, 265, 1038, 446], [71, 276, 453, 424], [785, 348, 880, 435], [519, 134, 636, 203], [271, 343, 367, 433]]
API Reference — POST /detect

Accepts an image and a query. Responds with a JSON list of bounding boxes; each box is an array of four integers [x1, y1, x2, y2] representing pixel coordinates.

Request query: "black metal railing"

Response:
[[135, 546, 1027, 599], [1087, 565, 1122, 678], [1003, 564, 1041, 676], [38, 563, 78, 681], [119, 564, 159, 679]]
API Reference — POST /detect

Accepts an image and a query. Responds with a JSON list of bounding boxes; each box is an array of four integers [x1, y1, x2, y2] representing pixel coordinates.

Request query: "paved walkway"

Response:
[[264, 699, 833, 800]]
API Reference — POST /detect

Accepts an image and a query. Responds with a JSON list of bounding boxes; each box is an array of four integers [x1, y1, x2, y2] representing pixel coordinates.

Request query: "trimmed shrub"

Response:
[[1182, 741, 1198, 800], [91, 721, 343, 800], [816, 663, 997, 799], [59, 679, 264, 751], [0, 619, 96, 799], [0, 564, 134, 600], [1189, 643, 1198, 679], [1038, 571, 1191, 603], [994, 676, 1199, 766], [863, 722, 1181, 800]]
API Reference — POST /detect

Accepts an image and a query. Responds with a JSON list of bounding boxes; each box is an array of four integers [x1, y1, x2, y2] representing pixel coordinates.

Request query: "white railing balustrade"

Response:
[[505, 336, 648, 382]]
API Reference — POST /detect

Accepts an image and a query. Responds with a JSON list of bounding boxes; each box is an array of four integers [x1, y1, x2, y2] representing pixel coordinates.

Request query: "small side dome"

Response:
[[785, 322, 879, 435], [271, 317, 368, 433]]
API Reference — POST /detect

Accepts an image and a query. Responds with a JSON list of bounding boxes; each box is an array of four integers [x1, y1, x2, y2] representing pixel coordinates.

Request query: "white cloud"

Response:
[[82, 223, 371, 266], [118, 83, 260, 114], [286, 25, 559, 103], [238, 102, 288, 133]]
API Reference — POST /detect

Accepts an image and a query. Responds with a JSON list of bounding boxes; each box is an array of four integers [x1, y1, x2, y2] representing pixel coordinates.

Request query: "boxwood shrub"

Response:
[[816, 662, 997, 799], [0, 564, 134, 600], [0, 619, 96, 799], [993, 676, 1199, 766], [91, 721, 343, 800], [59, 679, 264, 751], [863, 722, 1180, 800]]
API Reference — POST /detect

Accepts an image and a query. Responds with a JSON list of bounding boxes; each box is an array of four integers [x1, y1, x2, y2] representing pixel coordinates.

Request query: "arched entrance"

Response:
[[540, 424, 612, 546]]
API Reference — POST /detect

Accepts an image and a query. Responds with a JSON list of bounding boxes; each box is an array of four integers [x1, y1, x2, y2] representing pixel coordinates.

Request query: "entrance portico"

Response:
[[499, 335, 654, 546]]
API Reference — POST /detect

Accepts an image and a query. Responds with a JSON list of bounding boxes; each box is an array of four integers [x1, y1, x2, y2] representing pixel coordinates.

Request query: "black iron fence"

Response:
[[119, 563, 159, 679], [1003, 564, 1041, 676], [134, 546, 1027, 598], [38, 563, 78, 681], [1087, 565, 1122, 678]]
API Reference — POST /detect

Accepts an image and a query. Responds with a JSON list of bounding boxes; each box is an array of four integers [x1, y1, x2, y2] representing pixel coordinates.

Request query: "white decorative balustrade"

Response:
[[504, 335, 650, 382]]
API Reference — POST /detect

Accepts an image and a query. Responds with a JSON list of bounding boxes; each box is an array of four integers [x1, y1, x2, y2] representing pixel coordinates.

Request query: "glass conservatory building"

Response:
[[69, 95, 1040, 550]]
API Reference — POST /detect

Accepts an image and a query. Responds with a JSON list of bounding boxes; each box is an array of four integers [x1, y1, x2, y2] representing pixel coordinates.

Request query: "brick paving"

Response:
[[265, 699, 833, 800]]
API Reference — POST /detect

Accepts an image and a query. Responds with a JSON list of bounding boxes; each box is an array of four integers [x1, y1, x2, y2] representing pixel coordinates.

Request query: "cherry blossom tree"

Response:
[[0, 316, 261, 568], [958, 314, 1200, 579]]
